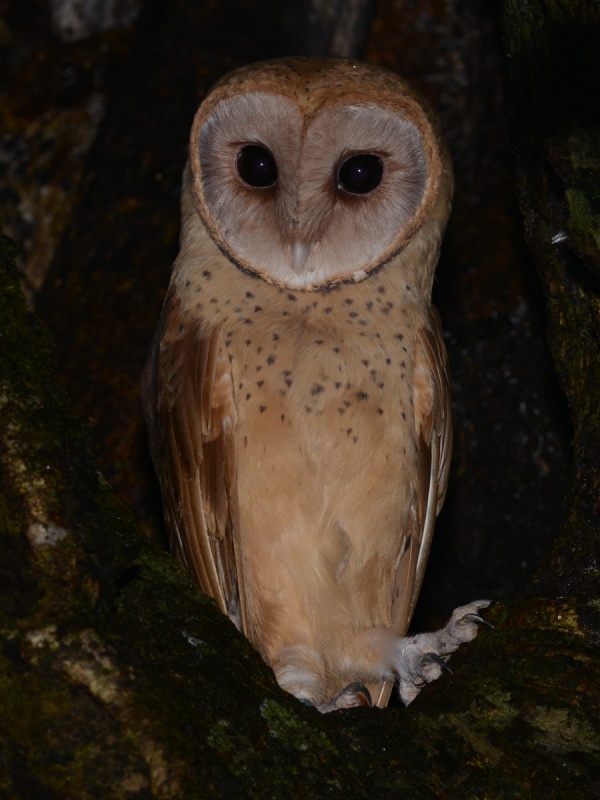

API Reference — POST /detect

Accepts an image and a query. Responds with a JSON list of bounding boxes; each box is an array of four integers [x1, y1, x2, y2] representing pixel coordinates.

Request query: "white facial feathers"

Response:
[[194, 88, 435, 290]]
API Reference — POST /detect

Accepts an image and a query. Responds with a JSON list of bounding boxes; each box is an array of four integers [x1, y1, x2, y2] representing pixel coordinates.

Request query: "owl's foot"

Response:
[[393, 600, 492, 705], [317, 682, 373, 713]]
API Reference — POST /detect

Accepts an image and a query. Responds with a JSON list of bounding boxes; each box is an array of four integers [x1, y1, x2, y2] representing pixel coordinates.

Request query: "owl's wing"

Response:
[[375, 307, 452, 708], [142, 289, 243, 630], [410, 307, 453, 617]]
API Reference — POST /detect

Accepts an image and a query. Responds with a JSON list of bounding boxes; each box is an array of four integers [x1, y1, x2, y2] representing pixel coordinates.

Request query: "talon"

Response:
[[461, 613, 494, 629], [316, 682, 373, 713], [342, 682, 373, 707], [423, 652, 453, 675]]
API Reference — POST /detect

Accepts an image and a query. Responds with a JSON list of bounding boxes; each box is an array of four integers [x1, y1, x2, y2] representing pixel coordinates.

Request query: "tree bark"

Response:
[[502, 0, 600, 599], [2, 0, 600, 797]]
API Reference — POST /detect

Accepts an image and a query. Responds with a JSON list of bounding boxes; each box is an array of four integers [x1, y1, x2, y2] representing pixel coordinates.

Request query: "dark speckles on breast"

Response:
[[311, 384, 324, 396], [377, 408, 384, 416], [287, 294, 297, 302], [246, 392, 251, 401], [344, 298, 354, 306], [272, 333, 280, 341], [377, 285, 386, 295], [314, 339, 324, 345], [259, 405, 267, 414], [335, 381, 342, 389], [366, 301, 373, 311], [243, 318, 253, 325], [266, 355, 276, 365], [245, 291, 254, 299], [356, 391, 369, 402], [361, 359, 369, 368], [333, 347, 340, 354], [244, 339, 251, 346], [324, 306, 333, 314], [257, 380, 264, 388], [394, 333, 404, 341], [254, 306, 263, 313], [349, 311, 359, 318], [203, 270, 212, 280], [386, 357, 392, 365]]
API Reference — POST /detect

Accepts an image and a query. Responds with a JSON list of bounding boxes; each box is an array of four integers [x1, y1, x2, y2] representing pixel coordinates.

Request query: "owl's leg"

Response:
[[392, 599, 492, 705], [271, 643, 328, 705]]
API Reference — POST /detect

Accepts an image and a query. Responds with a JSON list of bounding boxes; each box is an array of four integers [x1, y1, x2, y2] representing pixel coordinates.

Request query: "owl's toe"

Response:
[[393, 600, 492, 705], [317, 682, 372, 713]]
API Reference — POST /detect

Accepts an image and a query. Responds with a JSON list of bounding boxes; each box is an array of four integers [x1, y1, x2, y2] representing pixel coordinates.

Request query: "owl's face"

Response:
[[189, 58, 446, 291]]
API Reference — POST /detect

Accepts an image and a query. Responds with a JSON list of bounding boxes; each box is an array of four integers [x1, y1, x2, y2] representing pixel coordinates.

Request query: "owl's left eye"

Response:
[[337, 153, 384, 195], [236, 145, 278, 188]]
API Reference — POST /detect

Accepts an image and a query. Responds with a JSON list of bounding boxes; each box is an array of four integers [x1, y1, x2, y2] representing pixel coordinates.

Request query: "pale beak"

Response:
[[292, 240, 313, 273]]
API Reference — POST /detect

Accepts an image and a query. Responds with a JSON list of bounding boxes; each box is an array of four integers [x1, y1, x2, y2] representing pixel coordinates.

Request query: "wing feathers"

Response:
[[142, 289, 241, 624], [409, 307, 452, 617]]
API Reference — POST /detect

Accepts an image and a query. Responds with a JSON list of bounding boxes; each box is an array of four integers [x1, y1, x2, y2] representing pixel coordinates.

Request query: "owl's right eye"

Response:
[[236, 145, 278, 188]]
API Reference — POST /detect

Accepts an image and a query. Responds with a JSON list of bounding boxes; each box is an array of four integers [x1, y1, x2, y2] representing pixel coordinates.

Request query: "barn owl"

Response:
[[143, 57, 490, 711]]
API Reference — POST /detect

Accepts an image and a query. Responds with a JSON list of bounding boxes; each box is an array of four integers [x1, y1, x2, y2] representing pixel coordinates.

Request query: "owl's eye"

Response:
[[337, 154, 384, 195], [237, 145, 278, 188]]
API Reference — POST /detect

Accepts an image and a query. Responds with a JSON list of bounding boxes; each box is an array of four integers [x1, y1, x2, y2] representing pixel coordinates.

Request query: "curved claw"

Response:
[[423, 652, 453, 675], [325, 682, 373, 711], [340, 682, 373, 707], [462, 613, 495, 630]]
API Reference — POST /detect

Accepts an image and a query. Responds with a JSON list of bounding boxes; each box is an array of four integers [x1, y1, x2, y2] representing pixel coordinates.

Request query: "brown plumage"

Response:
[[143, 57, 489, 711]]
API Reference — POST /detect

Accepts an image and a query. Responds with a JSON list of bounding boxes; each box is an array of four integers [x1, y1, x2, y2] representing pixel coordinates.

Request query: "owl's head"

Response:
[[189, 57, 452, 291]]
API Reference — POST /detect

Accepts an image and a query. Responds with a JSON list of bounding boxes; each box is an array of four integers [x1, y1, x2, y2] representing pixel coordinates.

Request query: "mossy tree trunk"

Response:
[[2, 1, 600, 797], [502, 0, 600, 600]]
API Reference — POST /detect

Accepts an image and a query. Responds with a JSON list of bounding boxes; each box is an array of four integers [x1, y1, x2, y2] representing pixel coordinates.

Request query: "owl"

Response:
[[143, 57, 490, 711]]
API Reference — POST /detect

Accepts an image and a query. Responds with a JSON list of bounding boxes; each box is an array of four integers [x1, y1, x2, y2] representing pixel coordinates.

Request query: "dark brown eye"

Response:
[[237, 144, 277, 188], [337, 153, 384, 194]]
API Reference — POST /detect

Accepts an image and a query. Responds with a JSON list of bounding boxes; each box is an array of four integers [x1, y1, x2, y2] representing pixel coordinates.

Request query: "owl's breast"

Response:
[[227, 307, 418, 520]]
